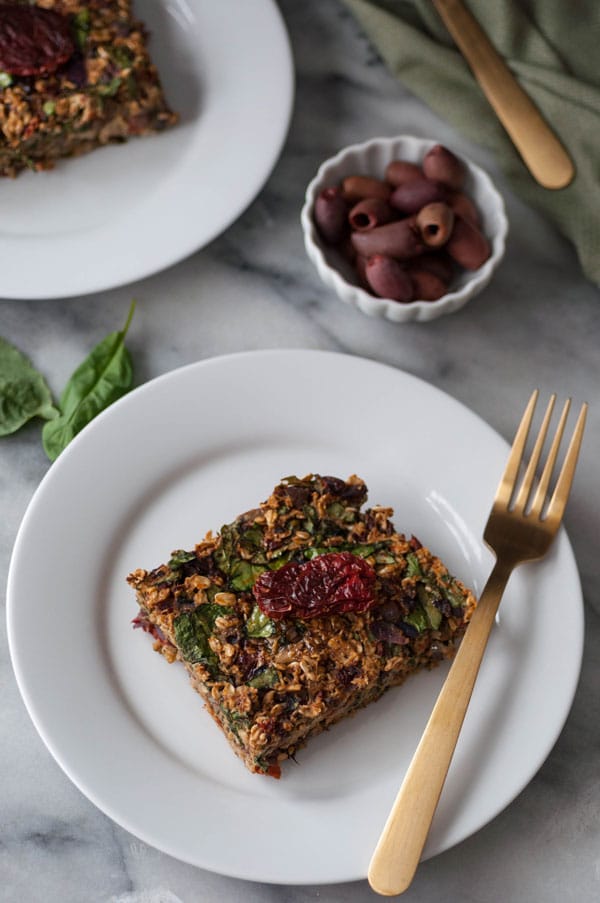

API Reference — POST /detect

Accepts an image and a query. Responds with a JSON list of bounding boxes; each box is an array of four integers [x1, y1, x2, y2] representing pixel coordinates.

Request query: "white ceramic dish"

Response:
[[301, 136, 508, 323], [7, 350, 583, 884], [0, 0, 294, 300]]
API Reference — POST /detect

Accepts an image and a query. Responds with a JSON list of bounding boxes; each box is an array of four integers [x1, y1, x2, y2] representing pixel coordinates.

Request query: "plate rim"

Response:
[[6, 349, 585, 883]]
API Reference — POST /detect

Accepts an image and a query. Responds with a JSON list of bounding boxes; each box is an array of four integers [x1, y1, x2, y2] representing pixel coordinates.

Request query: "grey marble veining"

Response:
[[1, 1, 600, 901]]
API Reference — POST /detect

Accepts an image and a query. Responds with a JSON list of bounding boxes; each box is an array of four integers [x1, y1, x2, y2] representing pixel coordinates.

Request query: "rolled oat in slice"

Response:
[[127, 474, 476, 777]]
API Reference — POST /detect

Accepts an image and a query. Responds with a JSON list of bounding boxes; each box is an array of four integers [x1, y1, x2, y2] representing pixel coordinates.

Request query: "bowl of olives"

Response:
[[301, 135, 508, 323]]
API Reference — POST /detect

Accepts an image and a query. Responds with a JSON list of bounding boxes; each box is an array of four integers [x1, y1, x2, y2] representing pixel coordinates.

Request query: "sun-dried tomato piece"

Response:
[[253, 552, 377, 620], [0, 4, 75, 77]]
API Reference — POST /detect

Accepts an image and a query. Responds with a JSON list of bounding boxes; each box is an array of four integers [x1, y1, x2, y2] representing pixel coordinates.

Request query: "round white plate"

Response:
[[7, 350, 584, 884], [0, 0, 294, 300]]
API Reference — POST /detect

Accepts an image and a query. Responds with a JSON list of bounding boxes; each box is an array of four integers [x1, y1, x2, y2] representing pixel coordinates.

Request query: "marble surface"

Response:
[[2, 2, 600, 901]]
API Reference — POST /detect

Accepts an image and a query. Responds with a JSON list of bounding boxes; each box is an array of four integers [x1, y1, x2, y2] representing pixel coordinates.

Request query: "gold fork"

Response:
[[368, 391, 587, 896]]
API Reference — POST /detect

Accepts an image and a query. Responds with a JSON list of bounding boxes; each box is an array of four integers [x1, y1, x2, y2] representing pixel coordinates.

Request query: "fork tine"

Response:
[[545, 402, 588, 523], [496, 390, 538, 507], [514, 394, 556, 513], [529, 398, 570, 516]]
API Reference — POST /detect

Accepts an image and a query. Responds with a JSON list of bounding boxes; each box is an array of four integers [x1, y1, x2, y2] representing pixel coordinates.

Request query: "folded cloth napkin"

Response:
[[341, 0, 600, 286]]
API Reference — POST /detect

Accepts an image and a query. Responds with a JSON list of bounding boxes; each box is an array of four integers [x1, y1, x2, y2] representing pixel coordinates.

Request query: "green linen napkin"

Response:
[[341, 0, 600, 286]]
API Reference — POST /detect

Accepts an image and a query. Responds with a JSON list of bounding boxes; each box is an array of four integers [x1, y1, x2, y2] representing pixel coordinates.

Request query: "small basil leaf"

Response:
[[42, 302, 135, 461], [0, 337, 59, 436]]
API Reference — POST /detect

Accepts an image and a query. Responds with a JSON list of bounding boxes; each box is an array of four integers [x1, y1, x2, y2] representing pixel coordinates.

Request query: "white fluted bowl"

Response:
[[301, 135, 508, 323]]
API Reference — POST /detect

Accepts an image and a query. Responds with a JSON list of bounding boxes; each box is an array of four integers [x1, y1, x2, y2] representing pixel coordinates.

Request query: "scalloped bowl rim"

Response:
[[301, 136, 508, 323]]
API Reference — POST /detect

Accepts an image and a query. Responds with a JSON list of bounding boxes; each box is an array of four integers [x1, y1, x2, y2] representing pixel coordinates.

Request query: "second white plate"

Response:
[[7, 350, 584, 884], [0, 0, 294, 299]]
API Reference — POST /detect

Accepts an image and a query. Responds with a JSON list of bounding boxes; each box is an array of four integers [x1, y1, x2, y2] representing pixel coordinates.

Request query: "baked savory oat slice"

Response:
[[0, 0, 177, 177], [127, 475, 476, 778]]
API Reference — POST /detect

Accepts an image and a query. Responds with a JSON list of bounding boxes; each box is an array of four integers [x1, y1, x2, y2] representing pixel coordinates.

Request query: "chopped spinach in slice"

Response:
[[443, 578, 467, 609], [230, 559, 266, 591], [168, 549, 196, 571], [405, 553, 422, 578], [303, 542, 378, 560], [221, 709, 250, 740], [245, 604, 275, 638], [173, 603, 233, 671], [238, 526, 264, 554], [72, 8, 91, 50], [403, 605, 429, 633], [247, 666, 279, 689], [97, 77, 122, 97]]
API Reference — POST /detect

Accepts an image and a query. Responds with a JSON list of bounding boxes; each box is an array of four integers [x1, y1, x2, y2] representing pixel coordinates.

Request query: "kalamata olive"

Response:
[[348, 197, 395, 231], [408, 267, 448, 301], [416, 202, 455, 248], [351, 218, 425, 259], [410, 251, 454, 283], [342, 175, 391, 202], [370, 621, 409, 644], [447, 190, 480, 227], [377, 599, 401, 621], [389, 178, 447, 215], [314, 187, 349, 244], [365, 255, 414, 302], [384, 159, 423, 187], [422, 144, 465, 190], [446, 216, 491, 270]]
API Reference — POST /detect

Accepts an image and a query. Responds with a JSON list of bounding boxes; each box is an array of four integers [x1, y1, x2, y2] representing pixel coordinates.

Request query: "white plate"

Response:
[[7, 350, 584, 884], [0, 0, 294, 300]]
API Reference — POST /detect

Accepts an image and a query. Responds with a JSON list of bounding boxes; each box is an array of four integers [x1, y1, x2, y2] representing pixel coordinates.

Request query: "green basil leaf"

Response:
[[245, 604, 275, 638], [0, 337, 59, 436], [42, 302, 135, 461]]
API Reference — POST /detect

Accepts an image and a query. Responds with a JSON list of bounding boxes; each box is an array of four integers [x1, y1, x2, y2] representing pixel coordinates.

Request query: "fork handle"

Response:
[[368, 559, 512, 896], [432, 0, 574, 189]]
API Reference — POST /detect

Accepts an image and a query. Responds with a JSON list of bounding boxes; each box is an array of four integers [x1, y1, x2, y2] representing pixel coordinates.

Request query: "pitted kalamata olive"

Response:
[[351, 218, 424, 259], [447, 191, 480, 227], [408, 267, 448, 301], [377, 599, 401, 622], [384, 159, 423, 187], [365, 255, 414, 302], [446, 216, 491, 270], [410, 251, 454, 283], [422, 144, 465, 190], [371, 621, 410, 644], [349, 197, 395, 231], [342, 175, 391, 202], [416, 202, 455, 248], [389, 178, 447, 215], [314, 187, 349, 245]]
